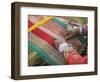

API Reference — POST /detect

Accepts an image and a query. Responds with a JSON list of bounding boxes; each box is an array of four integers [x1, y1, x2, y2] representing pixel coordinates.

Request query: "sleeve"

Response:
[[67, 52, 87, 64]]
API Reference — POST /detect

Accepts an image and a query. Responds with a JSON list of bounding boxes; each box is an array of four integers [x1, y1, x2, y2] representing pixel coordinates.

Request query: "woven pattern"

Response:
[[28, 15, 88, 66]]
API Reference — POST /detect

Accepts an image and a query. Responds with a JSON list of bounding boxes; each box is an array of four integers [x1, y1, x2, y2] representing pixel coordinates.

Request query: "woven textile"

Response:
[[28, 15, 87, 66]]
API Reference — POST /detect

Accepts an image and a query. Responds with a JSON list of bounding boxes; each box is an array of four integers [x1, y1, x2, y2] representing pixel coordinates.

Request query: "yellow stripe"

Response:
[[28, 16, 53, 32]]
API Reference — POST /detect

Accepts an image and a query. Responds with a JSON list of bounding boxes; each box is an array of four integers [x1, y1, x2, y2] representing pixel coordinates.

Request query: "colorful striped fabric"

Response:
[[28, 16, 65, 42], [28, 15, 87, 66], [28, 16, 53, 32], [34, 16, 63, 35], [28, 42, 57, 65], [28, 33, 66, 65], [28, 20, 56, 48]]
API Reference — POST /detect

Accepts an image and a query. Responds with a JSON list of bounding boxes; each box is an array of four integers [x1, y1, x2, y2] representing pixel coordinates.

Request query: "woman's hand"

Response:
[[63, 45, 74, 59], [63, 27, 80, 40]]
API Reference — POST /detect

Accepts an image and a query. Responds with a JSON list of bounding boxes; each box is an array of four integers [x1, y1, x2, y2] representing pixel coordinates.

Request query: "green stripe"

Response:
[[28, 42, 58, 65], [52, 17, 67, 29]]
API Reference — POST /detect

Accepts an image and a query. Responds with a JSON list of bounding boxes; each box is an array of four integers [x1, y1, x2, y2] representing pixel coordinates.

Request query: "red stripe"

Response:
[[28, 20, 56, 48]]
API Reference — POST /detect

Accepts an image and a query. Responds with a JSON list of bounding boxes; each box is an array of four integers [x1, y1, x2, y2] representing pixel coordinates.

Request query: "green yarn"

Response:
[[52, 17, 67, 29], [28, 42, 58, 65]]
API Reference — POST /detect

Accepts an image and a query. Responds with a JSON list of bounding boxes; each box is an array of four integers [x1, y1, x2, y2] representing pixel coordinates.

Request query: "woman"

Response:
[[55, 22, 88, 64]]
